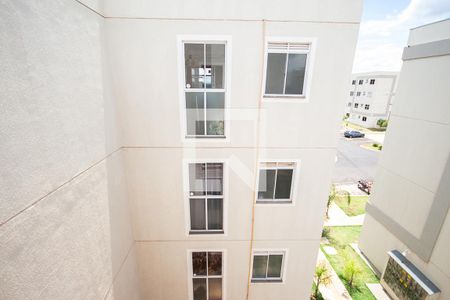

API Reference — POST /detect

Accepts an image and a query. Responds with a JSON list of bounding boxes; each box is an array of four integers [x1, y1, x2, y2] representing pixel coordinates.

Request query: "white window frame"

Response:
[[183, 159, 229, 237], [250, 249, 288, 283], [262, 37, 317, 103], [187, 249, 227, 300], [177, 35, 232, 143], [255, 159, 300, 206]]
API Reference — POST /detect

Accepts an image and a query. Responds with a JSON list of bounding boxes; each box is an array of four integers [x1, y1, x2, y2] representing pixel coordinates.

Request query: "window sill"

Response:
[[189, 230, 224, 235], [185, 135, 226, 139], [262, 95, 308, 103], [256, 200, 292, 204], [264, 94, 305, 98], [251, 279, 283, 283]]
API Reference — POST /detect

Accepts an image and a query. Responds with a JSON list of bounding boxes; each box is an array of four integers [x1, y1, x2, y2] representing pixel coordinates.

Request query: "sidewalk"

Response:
[[325, 203, 365, 226], [365, 133, 385, 144], [335, 183, 367, 196], [316, 250, 352, 300]]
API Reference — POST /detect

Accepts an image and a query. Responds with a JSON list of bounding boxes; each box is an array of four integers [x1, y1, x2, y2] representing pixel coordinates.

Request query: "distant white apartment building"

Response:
[[345, 72, 398, 128], [359, 19, 450, 300], [0, 0, 362, 299]]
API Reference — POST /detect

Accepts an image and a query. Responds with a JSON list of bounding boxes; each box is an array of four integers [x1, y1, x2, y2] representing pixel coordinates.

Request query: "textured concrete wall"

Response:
[[102, 0, 362, 22], [0, 0, 139, 299]]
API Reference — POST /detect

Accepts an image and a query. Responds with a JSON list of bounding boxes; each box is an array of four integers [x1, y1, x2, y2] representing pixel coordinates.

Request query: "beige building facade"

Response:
[[346, 72, 398, 128], [0, 0, 362, 299], [359, 19, 450, 300]]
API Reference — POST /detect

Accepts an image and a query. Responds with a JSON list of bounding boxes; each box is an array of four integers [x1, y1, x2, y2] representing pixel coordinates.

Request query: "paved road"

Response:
[[332, 135, 381, 184]]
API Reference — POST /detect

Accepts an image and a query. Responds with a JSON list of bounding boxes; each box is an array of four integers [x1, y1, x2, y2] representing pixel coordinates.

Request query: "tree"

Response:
[[377, 119, 388, 128], [326, 184, 337, 218], [314, 263, 332, 299], [326, 185, 351, 218], [343, 259, 361, 288], [343, 191, 352, 206]]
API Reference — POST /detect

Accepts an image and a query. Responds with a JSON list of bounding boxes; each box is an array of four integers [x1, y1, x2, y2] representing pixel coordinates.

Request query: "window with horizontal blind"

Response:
[[264, 42, 311, 97], [257, 162, 296, 203], [183, 41, 227, 138]]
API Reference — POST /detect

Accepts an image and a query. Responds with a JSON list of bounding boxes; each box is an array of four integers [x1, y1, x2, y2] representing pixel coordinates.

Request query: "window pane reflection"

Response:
[[185, 44, 205, 88], [208, 278, 222, 300]]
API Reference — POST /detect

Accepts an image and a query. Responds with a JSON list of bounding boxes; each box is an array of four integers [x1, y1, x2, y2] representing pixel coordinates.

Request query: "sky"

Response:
[[353, 0, 450, 73]]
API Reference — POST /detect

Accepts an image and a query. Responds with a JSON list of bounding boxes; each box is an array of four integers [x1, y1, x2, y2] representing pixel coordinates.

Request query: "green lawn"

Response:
[[321, 226, 379, 300], [361, 143, 382, 152], [334, 195, 369, 216]]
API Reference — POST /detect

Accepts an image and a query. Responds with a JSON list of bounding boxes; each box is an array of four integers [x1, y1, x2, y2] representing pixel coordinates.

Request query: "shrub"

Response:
[[313, 263, 332, 299], [322, 227, 330, 239], [377, 119, 389, 128], [372, 143, 379, 147], [378, 145, 383, 150], [343, 259, 362, 288]]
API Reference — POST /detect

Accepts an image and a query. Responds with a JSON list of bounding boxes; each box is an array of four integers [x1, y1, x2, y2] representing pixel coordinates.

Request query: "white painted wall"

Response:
[[359, 19, 450, 300], [408, 19, 450, 46], [101, 0, 362, 22], [1, 0, 362, 299], [347, 72, 397, 128], [104, 5, 361, 299], [360, 214, 450, 299], [0, 0, 139, 299]]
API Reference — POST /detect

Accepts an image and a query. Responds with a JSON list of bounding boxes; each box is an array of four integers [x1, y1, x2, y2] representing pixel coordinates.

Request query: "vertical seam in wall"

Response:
[[0, 148, 122, 228], [102, 241, 136, 300], [119, 147, 139, 241], [245, 19, 266, 300]]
